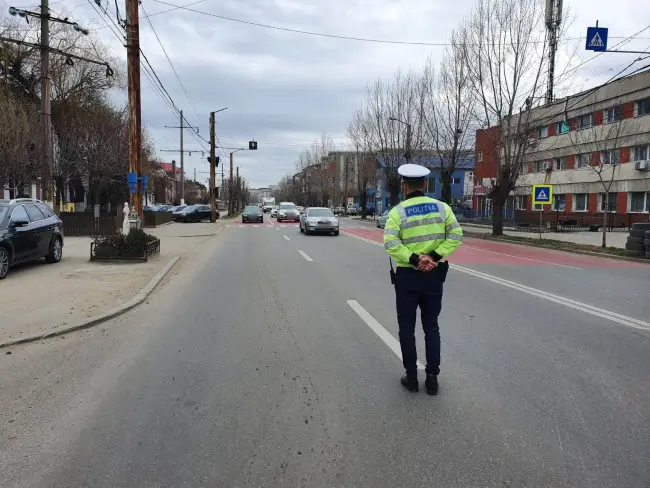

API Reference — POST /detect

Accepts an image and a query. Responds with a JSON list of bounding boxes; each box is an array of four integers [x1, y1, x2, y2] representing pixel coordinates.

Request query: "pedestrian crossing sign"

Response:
[[532, 185, 553, 205], [585, 26, 608, 52]]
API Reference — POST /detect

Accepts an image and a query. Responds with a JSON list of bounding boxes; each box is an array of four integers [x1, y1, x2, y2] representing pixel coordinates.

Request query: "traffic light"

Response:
[[249, 140, 257, 150], [206, 156, 220, 167]]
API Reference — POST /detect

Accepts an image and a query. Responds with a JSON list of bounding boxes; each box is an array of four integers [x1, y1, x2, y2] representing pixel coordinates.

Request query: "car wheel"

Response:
[[0, 246, 10, 280], [45, 236, 63, 263], [334, 230, 339, 236]]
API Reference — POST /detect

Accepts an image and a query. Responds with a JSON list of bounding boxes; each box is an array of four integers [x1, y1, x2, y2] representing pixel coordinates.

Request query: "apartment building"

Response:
[[474, 69, 650, 224]]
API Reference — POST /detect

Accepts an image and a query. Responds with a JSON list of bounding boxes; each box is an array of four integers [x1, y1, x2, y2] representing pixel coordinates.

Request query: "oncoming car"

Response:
[[300, 207, 339, 236], [242, 205, 263, 223], [277, 202, 300, 222]]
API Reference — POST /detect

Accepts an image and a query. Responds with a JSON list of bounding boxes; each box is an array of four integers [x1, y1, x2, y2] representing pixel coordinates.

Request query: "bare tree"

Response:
[[568, 106, 639, 247], [0, 87, 42, 193], [306, 133, 337, 207], [347, 109, 376, 217], [421, 40, 475, 204], [360, 70, 428, 206], [460, 0, 553, 235]]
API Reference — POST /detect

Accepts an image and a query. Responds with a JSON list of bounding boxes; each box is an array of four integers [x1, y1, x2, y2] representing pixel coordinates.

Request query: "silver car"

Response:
[[376, 207, 392, 229], [277, 202, 300, 222], [300, 207, 339, 236]]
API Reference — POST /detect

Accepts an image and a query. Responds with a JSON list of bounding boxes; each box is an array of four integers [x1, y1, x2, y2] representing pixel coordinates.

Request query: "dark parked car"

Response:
[[242, 205, 263, 223], [173, 204, 215, 222], [0, 198, 64, 280]]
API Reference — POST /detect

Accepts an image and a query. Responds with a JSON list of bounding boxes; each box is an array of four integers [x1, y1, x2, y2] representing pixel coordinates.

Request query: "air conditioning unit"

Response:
[[634, 160, 649, 171]]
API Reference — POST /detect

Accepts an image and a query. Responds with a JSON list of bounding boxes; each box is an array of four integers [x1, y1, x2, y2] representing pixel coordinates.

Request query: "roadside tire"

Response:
[[45, 237, 63, 263], [631, 222, 650, 231], [630, 230, 646, 238], [627, 236, 645, 244], [625, 249, 644, 257], [625, 242, 645, 252], [0, 246, 10, 280]]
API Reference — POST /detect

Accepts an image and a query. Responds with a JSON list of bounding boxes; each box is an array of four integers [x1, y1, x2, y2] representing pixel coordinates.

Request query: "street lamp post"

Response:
[[209, 107, 228, 222], [389, 117, 412, 162]]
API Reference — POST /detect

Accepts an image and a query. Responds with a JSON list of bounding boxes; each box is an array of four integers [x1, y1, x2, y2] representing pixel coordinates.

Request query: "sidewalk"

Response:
[[461, 223, 628, 249], [0, 222, 226, 344]]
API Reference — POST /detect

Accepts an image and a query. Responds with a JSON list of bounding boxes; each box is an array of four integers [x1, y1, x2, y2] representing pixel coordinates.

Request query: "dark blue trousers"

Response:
[[395, 266, 444, 377]]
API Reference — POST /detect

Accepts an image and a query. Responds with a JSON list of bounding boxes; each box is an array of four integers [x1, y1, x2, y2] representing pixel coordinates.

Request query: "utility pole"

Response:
[[545, 0, 563, 104], [40, 0, 52, 204], [209, 111, 217, 222], [236, 166, 240, 212], [164, 112, 199, 206], [126, 0, 143, 217], [229, 152, 234, 216]]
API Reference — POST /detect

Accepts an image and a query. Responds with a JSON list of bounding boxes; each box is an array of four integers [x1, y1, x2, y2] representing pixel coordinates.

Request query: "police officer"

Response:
[[383, 163, 463, 395]]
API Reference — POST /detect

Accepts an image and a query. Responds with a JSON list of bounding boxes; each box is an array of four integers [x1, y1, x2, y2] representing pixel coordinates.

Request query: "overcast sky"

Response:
[[5, 0, 650, 188]]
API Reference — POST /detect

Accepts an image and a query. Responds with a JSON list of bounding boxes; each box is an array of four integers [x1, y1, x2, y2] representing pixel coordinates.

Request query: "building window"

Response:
[[555, 121, 569, 134], [535, 160, 547, 173], [537, 125, 548, 138], [599, 193, 617, 212], [520, 162, 528, 174], [629, 192, 649, 213], [633, 145, 649, 161], [574, 193, 588, 212], [577, 153, 591, 168], [604, 106, 622, 124], [533, 203, 543, 211], [515, 195, 528, 210], [477, 151, 483, 162], [452, 177, 461, 185], [551, 194, 566, 211], [601, 149, 620, 165], [638, 98, 650, 117], [554, 157, 567, 170], [579, 113, 593, 129], [427, 177, 436, 193]]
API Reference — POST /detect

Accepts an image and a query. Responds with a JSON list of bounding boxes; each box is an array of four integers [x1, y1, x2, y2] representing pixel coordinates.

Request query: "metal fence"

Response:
[[58, 212, 121, 236]]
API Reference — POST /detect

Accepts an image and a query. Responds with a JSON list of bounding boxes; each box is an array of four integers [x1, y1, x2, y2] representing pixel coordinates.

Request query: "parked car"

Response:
[[376, 207, 392, 229], [242, 205, 263, 223], [168, 205, 186, 213], [300, 207, 339, 236], [0, 198, 64, 280], [277, 202, 300, 222], [171, 206, 188, 219], [174, 204, 214, 222]]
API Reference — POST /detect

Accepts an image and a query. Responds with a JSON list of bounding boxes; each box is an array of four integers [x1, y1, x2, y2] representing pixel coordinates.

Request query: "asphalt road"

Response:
[[1, 218, 649, 488]]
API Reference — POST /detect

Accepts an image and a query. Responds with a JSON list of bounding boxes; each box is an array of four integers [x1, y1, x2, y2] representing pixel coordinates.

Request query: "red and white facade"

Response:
[[473, 70, 650, 224]]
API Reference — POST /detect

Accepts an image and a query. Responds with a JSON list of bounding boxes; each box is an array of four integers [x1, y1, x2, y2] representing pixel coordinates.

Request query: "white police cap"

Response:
[[398, 163, 430, 181]]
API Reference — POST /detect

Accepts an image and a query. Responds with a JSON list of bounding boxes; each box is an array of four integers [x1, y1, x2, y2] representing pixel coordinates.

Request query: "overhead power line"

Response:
[[151, 0, 650, 48]]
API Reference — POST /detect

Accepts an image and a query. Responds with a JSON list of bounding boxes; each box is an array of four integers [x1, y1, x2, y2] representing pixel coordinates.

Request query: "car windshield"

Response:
[[280, 204, 296, 210], [308, 209, 334, 217], [181, 205, 196, 213], [245, 206, 260, 213], [173, 206, 186, 212]]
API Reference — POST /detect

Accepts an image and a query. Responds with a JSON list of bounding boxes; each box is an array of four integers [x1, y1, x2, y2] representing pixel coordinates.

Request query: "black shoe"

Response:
[[425, 375, 439, 395], [401, 375, 419, 392]]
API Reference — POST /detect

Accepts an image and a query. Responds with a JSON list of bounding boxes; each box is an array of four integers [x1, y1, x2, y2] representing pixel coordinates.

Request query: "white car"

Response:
[[300, 207, 339, 236], [270, 206, 279, 218]]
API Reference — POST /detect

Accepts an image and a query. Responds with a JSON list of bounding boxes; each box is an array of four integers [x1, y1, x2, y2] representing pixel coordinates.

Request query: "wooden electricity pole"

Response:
[[126, 0, 143, 217], [209, 111, 217, 222]]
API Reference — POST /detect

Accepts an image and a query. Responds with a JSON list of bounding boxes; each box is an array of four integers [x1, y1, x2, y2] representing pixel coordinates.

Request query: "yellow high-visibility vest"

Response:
[[383, 195, 463, 267]]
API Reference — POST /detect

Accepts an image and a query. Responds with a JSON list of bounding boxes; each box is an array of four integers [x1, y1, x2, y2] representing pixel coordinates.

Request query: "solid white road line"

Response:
[[347, 300, 424, 371], [342, 231, 650, 331], [298, 250, 313, 262], [253, 225, 259, 228], [283, 235, 290, 241], [461, 245, 582, 270]]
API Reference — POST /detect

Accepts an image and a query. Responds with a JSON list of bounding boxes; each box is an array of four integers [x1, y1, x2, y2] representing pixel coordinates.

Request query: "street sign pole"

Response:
[[532, 184, 553, 239]]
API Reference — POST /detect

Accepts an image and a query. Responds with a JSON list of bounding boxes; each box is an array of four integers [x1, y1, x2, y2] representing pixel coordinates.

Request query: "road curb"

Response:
[[0, 256, 181, 349], [463, 231, 650, 264]]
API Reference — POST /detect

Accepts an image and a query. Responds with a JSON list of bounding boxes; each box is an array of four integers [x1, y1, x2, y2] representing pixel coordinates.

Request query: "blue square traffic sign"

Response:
[[532, 185, 552, 205], [586, 26, 608, 52]]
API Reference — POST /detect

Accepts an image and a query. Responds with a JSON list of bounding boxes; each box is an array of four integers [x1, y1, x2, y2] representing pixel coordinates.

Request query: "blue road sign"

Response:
[[586, 26, 608, 52], [532, 185, 552, 205]]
